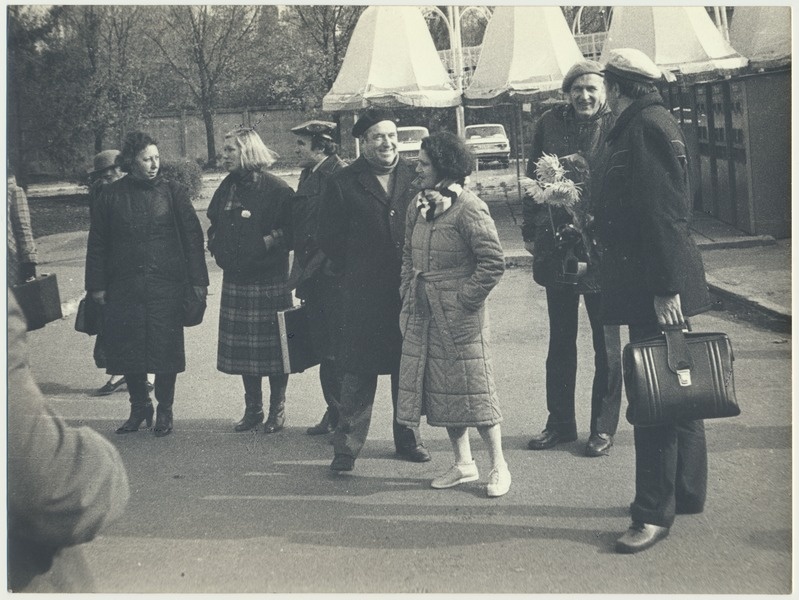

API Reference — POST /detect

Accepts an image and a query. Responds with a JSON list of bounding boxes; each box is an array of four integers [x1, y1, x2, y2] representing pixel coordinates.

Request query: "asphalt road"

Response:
[[24, 260, 792, 594]]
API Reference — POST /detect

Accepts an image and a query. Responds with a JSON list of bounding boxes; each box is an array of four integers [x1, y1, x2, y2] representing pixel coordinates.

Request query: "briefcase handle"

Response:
[[663, 324, 694, 386]]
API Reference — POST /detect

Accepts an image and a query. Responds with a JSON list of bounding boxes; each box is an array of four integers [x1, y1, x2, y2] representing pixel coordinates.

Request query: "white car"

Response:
[[464, 124, 510, 167], [396, 126, 429, 161]]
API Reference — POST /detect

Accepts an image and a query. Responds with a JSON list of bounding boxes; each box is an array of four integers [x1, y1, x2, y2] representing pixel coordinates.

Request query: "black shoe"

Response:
[[306, 411, 334, 435], [115, 401, 154, 433], [331, 454, 355, 472], [153, 407, 173, 437], [94, 376, 127, 397], [527, 429, 578, 450], [396, 444, 432, 463], [615, 522, 670, 554], [585, 433, 613, 457]]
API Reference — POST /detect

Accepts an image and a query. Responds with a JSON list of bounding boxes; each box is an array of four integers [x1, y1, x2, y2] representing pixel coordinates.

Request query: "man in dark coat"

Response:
[[521, 60, 623, 457], [595, 48, 713, 554], [288, 120, 347, 435], [317, 109, 430, 472]]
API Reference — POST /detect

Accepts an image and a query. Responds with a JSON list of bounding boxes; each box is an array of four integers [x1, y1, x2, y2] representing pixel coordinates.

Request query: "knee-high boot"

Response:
[[263, 374, 288, 434], [235, 392, 265, 432], [154, 374, 176, 437]]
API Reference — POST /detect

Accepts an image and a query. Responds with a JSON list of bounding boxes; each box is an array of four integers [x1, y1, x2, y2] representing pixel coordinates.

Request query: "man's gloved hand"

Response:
[[20, 262, 36, 281]]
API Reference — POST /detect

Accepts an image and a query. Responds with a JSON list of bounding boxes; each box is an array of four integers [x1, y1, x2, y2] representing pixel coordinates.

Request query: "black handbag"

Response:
[[75, 295, 102, 335], [11, 273, 63, 331], [623, 326, 740, 427], [277, 303, 320, 374]]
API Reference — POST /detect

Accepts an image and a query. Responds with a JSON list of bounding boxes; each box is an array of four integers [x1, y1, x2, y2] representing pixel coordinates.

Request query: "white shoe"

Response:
[[486, 463, 511, 497], [431, 461, 479, 489]]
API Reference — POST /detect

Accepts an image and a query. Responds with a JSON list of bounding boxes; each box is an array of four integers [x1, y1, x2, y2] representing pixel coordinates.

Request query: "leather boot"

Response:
[[263, 374, 287, 434], [116, 396, 154, 434], [235, 393, 265, 432], [306, 410, 333, 435], [154, 391, 174, 438]]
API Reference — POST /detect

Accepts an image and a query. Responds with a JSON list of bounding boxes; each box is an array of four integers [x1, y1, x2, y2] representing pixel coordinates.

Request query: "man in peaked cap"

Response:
[[316, 109, 431, 472], [288, 119, 347, 436], [595, 48, 712, 554], [521, 58, 623, 459]]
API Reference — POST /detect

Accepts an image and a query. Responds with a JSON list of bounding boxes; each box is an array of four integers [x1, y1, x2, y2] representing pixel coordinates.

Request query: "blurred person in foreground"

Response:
[[596, 48, 712, 554], [521, 59, 622, 458], [7, 165, 38, 286], [207, 127, 294, 433], [7, 290, 129, 592], [288, 120, 347, 435], [317, 109, 430, 472], [85, 131, 209, 437], [85, 149, 154, 397], [396, 132, 510, 497]]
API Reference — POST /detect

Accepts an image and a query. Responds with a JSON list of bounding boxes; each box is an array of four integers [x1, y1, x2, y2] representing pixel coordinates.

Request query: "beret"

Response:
[[602, 48, 664, 84], [561, 60, 604, 93], [351, 109, 396, 138], [291, 120, 337, 141], [88, 149, 120, 175]]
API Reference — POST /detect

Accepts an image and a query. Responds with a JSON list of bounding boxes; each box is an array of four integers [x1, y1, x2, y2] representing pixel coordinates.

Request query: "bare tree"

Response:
[[147, 5, 262, 167]]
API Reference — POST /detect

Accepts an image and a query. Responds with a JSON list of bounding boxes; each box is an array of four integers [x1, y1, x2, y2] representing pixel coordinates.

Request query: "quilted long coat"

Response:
[[85, 175, 209, 374], [396, 189, 505, 427]]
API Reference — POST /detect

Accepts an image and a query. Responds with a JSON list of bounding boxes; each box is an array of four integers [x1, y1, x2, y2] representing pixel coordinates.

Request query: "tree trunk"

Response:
[[202, 108, 217, 168]]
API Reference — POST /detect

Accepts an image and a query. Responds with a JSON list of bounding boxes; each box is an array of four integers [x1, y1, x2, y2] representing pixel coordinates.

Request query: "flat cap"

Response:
[[88, 149, 120, 175], [351, 109, 396, 139], [562, 60, 603, 93], [602, 48, 664, 84], [291, 120, 337, 141]]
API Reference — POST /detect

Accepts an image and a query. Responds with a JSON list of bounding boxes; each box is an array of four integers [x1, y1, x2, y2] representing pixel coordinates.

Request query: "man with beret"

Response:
[[317, 109, 430, 472], [288, 120, 347, 435], [521, 60, 623, 458], [596, 48, 712, 554]]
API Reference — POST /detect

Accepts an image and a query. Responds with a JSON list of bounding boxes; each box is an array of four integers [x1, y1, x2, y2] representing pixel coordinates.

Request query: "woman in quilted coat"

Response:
[[396, 132, 510, 497]]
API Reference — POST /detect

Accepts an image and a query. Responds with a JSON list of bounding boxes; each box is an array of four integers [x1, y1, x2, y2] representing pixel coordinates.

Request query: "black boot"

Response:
[[154, 404, 173, 437], [116, 397, 154, 434], [235, 393, 264, 432], [263, 374, 287, 434], [306, 410, 333, 435], [153, 379, 175, 437]]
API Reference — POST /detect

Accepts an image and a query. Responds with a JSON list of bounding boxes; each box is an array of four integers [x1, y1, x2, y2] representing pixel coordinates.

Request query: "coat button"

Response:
[[389, 209, 396, 217]]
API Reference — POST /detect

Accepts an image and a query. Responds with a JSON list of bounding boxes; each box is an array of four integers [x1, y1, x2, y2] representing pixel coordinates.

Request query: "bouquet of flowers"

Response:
[[520, 153, 594, 284]]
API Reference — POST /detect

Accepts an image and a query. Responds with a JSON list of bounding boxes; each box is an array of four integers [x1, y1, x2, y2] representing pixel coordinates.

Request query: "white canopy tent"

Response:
[[729, 6, 791, 69], [600, 6, 748, 78], [322, 6, 460, 111], [463, 6, 584, 106]]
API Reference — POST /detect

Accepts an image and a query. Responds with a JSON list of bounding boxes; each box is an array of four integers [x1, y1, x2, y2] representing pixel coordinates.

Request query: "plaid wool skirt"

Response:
[[217, 279, 293, 376]]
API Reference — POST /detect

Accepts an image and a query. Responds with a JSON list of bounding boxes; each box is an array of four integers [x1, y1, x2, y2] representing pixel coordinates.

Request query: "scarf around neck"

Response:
[[364, 153, 398, 176], [416, 182, 463, 221]]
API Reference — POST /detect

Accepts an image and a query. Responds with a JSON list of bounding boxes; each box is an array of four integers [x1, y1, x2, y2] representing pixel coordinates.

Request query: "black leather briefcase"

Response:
[[277, 303, 320, 374], [12, 273, 63, 331], [623, 326, 740, 427]]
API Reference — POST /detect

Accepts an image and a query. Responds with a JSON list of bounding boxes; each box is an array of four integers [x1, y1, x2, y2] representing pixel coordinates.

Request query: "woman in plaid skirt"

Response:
[[207, 127, 295, 433]]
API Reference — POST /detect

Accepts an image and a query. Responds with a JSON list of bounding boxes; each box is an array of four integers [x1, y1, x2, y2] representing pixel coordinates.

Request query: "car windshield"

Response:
[[466, 125, 504, 139], [397, 128, 428, 143]]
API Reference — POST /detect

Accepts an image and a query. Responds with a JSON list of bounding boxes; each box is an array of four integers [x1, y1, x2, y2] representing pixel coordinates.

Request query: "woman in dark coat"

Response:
[[207, 127, 294, 433], [85, 131, 209, 437], [396, 132, 510, 498]]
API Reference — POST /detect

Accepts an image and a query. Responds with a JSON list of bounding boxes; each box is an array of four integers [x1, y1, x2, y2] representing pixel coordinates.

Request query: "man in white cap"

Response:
[[288, 120, 347, 435], [596, 48, 712, 554], [521, 59, 623, 458], [317, 109, 430, 472]]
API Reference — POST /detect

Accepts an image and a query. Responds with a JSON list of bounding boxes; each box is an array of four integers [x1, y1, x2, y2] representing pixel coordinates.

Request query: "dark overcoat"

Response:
[[288, 154, 347, 359], [317, 155, 417, 374], [594, 92, 712, 325], [84, 175, 209, 374]]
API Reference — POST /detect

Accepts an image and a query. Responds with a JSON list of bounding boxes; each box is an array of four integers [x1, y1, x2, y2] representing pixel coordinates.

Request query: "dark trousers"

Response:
[[319, 359, 341, 425], [544, 287, 621, 435], [126, 372, 176, 408], [332, 369, 421, 459], [628, 322, 708, 528]]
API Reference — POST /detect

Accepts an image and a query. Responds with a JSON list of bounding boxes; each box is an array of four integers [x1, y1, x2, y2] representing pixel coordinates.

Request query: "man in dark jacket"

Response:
[[595, 48, 713, 554], [288, 120, 347, 435], [521, 60, 622, 457], [317, 109, 430, 472]]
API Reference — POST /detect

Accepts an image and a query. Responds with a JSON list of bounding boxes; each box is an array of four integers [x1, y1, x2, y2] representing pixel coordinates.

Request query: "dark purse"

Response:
[[623, 325, 740, 427], [75, 294, 102, 335], [11, 273, 63, 331], [277, 303, 320, 374]]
